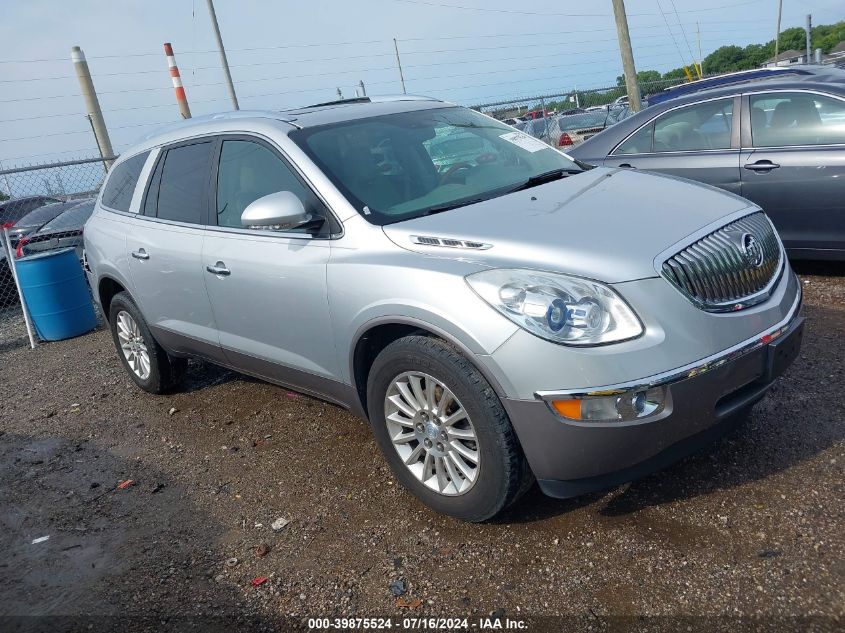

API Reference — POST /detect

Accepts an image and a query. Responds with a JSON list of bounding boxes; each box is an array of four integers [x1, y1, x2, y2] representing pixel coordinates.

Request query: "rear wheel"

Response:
[[108, 291, 185, 394], [367, 335, 533, 522]]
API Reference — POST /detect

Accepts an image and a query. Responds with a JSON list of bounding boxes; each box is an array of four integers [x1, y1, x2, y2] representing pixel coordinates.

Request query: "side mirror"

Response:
[[240, 191, 323, 231]]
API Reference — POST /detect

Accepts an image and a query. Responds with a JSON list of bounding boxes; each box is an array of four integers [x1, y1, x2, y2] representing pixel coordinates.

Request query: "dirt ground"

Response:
[[0, 263, 843, 632]]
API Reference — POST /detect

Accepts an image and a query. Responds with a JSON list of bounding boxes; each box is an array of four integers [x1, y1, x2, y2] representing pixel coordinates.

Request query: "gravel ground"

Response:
[[0, 264, 842, 632]]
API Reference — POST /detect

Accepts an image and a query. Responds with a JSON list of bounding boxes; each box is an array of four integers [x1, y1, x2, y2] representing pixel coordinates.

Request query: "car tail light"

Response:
[[558, 133, 573, 147]]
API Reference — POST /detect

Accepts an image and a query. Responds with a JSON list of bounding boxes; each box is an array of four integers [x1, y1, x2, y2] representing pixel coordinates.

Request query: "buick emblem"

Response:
[[741, 233, 764, 268]]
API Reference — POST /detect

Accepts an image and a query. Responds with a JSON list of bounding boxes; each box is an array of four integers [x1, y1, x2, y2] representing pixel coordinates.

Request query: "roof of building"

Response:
[[764, 49, 805, 64]]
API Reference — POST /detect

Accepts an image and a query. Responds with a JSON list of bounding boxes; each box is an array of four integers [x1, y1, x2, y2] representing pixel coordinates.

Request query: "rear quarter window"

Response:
[[101, 151, 150, 212]]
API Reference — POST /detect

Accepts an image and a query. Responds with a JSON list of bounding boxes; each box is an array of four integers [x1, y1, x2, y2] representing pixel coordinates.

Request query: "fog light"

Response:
[[550, 386, 666, 422]]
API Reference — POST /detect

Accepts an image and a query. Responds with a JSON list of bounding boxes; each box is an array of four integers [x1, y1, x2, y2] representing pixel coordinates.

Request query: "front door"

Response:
[[604, 96, 742, 197], [740, 91, 845, 256], [202, 137, 340, 394], [126, 139, 223, 360]]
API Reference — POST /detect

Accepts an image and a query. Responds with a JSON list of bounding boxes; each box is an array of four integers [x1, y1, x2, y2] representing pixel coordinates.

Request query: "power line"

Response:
[[656, 0, 688, 67], [384, 0, 769, 18], [668, 0, 697, 63], [0, 13, 789, 68], [0, 24, 773, 106]]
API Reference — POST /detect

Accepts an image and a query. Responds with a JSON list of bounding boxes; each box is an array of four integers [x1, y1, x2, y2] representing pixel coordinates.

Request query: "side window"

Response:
[[750, 92, 845, 147], [215, 139, 320, 231], [101, 151, 150, 212], [652, 98, 733, 152], [614, 123, 654, 154], [155, 141, 213, 224]]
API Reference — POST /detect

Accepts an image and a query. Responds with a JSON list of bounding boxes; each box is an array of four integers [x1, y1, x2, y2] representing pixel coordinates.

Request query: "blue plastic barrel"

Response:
[[15, 247, 97, 341]]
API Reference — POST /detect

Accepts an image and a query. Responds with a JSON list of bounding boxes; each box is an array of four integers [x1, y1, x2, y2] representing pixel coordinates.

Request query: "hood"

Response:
[[382, 167, 754, 283]]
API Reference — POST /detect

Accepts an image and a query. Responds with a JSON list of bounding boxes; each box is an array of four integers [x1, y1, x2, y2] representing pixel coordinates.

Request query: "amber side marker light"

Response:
[[551, 399, 582, 420]]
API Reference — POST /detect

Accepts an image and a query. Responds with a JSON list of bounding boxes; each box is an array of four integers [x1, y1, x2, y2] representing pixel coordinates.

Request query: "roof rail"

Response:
[[306, 97, 371, 108]]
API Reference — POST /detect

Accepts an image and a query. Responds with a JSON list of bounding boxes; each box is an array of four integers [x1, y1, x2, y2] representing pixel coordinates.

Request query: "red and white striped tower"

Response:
[[164, 42, 192, 119]]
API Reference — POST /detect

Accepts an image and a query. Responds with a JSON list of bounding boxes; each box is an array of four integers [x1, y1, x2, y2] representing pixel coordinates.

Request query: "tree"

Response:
[[616, 69, 662, 86]]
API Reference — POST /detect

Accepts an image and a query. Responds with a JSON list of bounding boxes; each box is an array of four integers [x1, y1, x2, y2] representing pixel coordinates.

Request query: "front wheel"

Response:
[[366, 335, 533, 522]]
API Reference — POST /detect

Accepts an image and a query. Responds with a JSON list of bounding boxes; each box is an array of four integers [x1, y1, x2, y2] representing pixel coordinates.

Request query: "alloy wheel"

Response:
[[384, 371, 480, 496], [116, 310, 151, 380]]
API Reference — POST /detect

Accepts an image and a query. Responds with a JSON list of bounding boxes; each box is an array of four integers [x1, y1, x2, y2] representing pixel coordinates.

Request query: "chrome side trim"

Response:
[[535, 279, 801, 400]]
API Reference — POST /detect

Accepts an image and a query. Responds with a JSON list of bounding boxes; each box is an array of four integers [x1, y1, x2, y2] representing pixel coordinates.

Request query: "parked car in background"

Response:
[[545, 111, 610, 148], [0, 195, 62, 226], [522, 117, 550, 139], [85, 96, 802, 521], [17, 198, 95, 259], [569, 67, 845, 259], [524, 109, 548, 119], [645, 66, 816, 106], [5, 199, 81, 248]]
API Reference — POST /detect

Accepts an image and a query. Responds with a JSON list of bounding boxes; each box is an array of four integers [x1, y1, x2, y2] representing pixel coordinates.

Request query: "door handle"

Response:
[[617, 163, 636, 169], [744, 160, 780, 172], [205, 262, 231, 276], [131, 248, 149, 260]]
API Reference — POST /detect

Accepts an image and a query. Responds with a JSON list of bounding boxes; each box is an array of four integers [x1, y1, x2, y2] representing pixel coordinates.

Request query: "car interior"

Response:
[[750, 94, 845, 147]]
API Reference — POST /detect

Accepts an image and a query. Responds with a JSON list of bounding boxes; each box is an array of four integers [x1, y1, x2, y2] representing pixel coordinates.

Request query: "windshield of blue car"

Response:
[[290, 106, 580, 225]]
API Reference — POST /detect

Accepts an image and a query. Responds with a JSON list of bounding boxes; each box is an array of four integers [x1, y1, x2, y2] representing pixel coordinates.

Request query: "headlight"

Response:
[[466, 269, 643, 346]]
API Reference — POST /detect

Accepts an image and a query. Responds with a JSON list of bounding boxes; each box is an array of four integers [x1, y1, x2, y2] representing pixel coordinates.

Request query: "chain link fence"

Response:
[[0, 156, 114, 351], [472, 78, 696, 149]]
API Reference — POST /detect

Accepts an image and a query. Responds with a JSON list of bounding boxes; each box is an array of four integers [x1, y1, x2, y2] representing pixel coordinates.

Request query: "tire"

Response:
[[366, 335, 533, 522], [108, 291, 185, 394]]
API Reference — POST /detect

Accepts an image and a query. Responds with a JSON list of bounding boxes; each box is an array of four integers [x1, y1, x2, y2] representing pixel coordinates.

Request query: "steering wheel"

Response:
[[439, 162, 473, 183]]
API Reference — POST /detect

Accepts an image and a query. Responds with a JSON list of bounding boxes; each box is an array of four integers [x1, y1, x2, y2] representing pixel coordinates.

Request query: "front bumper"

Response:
[[502, 292, 804, 499]]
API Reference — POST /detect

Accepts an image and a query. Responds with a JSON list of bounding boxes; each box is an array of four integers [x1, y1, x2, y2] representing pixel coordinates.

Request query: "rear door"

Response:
[[740, 91, 845, 256], [125, 139, 223, 360], [201, 136, 341, 394], [604, 96, 742, 196]]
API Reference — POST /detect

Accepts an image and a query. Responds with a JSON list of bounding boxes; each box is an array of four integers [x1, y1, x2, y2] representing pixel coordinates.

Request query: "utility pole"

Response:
[[774, 0, 782, 63], [611, 0, 642, 112], [696, 22, 703, 78], [71, 46, 114, 169], [164, 43, 191, 119], [805, 14, 812, 64], [205, 0, 239, 110], [393, 38, 407, 94]]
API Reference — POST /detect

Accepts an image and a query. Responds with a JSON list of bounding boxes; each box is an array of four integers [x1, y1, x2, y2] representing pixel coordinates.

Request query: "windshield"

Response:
[[39, 201, 95, 234], [290, 106, 579, 225], [558, 112, 607, 130]]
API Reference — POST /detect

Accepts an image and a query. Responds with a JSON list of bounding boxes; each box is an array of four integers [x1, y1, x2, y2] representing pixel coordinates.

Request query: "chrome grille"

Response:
[[662, 212, 782, 312]]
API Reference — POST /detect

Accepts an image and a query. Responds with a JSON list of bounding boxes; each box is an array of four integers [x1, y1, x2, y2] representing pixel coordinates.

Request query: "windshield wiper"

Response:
[[419, 197, 489, 216], [506, 168, 580, 193]]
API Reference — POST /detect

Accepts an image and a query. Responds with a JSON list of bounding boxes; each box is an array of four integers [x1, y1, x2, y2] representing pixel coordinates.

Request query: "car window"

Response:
[[614, 123, 654, 155], [101, 151, 150, 212], [750, 92, 845, 147], [291, 106, 580, 226], [652, 98, 733, 152], [215, 139, 320, 231], [155, 142, 213, 224]]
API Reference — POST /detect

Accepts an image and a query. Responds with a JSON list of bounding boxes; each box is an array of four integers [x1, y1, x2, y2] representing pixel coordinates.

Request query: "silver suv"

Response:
[[84, 96, 803, 521]]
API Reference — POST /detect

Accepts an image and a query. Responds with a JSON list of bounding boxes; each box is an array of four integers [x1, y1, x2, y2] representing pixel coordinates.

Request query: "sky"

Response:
[[0, 0, 842, 166]]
